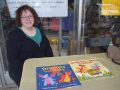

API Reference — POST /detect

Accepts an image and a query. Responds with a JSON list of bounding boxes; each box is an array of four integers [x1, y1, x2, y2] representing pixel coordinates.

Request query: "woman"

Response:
[[6, 5, 53, 87]]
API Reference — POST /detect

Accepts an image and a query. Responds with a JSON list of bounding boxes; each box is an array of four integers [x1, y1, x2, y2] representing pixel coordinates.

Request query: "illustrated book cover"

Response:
[[69, 59, 112, 81], [36, 64, 81, 90]]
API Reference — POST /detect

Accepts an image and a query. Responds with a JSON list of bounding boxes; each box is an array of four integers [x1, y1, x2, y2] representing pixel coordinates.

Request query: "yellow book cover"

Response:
[[69, 59, 112, 81]]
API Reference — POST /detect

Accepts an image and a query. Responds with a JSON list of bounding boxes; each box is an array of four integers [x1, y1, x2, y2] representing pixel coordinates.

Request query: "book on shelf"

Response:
[[36, 64, 81, 90], [69, 59, 112, 81]]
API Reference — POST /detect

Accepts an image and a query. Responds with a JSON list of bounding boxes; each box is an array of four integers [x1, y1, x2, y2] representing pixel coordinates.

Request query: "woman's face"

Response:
[[20, 10, 34, 29]]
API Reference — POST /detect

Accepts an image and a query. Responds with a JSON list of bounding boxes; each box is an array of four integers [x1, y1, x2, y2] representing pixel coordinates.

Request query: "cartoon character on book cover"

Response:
[[36, 64, 81, 90], [69, 59, 112, 81]]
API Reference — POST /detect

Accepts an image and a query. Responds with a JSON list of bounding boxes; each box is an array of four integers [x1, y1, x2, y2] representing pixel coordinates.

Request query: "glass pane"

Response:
[[83, 0, 120, 54], [41, 17, 59, 56], [61, 0, 77, 55]]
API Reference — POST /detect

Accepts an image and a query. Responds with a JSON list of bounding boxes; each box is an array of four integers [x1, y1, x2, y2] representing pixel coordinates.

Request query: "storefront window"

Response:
[[83, 0, 120, 53]]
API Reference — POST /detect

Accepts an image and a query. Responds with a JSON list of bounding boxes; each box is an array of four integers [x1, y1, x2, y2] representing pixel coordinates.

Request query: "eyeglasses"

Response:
[[20, 15, 33, 20]]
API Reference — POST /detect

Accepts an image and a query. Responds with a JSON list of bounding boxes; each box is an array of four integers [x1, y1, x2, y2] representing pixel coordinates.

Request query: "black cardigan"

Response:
[[6, 26, 53, 86]]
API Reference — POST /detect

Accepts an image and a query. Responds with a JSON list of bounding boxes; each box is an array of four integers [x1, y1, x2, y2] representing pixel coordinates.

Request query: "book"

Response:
[[69, 59, 112, 81], [36, 64, 81, 90]]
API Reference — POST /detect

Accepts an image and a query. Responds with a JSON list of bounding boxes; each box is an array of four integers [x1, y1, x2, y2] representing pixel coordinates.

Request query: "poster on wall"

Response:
[[102, 0, 120, 16], [6, 0, 68, 18]]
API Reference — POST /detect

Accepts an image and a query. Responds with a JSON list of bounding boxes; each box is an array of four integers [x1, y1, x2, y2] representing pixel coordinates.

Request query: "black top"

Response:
[[6, 26, 53, 86]]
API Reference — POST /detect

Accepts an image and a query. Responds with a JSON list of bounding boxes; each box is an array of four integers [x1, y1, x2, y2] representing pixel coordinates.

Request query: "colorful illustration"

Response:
[[38, 73, 56, 86], [36, 64, 81, 90], [59, 71, 71, 83], [69, 59, 112, 81]]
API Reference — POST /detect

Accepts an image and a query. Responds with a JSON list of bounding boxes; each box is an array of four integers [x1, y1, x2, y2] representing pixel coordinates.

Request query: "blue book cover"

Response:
[[36, 64, 81, 90]]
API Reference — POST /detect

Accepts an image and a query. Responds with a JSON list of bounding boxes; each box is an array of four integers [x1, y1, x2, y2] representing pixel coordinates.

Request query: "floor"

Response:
[[0, 72, 17, 90], [0, 84, 17, 90]]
